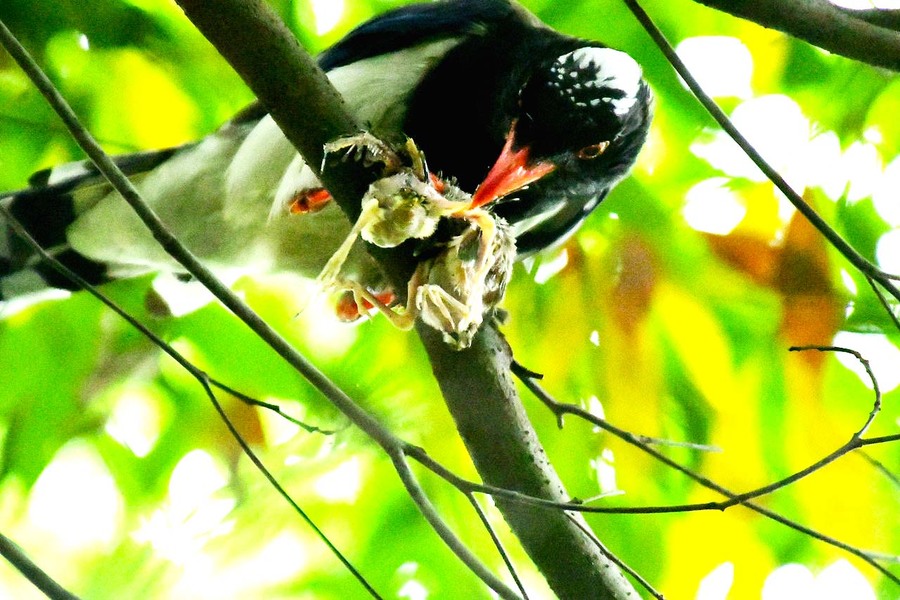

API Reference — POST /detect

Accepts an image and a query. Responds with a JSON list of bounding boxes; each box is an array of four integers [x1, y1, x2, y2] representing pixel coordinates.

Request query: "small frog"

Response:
[[314, 133, 514, 349]]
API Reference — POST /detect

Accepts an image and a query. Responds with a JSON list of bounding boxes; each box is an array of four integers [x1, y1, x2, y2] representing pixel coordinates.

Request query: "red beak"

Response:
[[470, 125, 556, 208]]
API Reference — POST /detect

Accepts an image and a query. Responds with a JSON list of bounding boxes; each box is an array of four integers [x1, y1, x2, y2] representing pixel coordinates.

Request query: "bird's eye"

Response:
[[576, 141, 610, 160]]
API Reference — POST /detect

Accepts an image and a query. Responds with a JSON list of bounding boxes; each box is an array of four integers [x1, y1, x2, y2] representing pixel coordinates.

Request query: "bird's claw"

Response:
[[323, 132, 410, 177]]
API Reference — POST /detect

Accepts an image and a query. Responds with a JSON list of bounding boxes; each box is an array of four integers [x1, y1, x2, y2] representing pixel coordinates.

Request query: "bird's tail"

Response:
[[0, 149, 179, 301]]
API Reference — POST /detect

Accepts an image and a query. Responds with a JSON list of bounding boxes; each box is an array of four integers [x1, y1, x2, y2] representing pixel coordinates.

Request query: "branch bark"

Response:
[[835, 7, 900, 32], [0, 13, 512, 600], [419, 325, 637, 599], [693, 0, 900, 71], [174, 0, 637, 597]]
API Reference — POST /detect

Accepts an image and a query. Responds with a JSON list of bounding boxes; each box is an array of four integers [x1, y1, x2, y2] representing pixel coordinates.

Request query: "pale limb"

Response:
[[317, 198, 381, 286]]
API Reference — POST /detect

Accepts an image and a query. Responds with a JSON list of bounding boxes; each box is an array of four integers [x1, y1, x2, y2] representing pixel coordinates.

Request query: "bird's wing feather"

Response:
[[3, 0, 515, 294], [66, 35, 472, 277], [318, 0, 511, 71]]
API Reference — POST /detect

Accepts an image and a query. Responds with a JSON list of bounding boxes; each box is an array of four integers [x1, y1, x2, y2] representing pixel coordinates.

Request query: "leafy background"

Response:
[[0, 0, 898, 598]]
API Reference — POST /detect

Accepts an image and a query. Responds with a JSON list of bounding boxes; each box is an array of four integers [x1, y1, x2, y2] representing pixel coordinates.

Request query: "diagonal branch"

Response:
[[0, 15, 518, 600], [0, 202, 381, 597], [172, 1, 639, 598], [626, 0, 900, 305], [0, 532, 81, 600], [692, 0, 900, 71]]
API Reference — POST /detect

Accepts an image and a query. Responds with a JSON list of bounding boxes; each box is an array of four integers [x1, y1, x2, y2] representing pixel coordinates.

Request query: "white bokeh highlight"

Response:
[[676, 36, 754, 99], [27, 441, 123, 550], [762, 560, 875, 600], [683, 177, 747, 234], [833, 331, 900, 393]]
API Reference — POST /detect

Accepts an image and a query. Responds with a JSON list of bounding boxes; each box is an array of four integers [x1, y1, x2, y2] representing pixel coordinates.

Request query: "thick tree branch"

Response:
[[693, 0, 900, 71], [173, 0, 638, 597], [837, 7, 900, 32], [0, 14, 514, 600], [419, 325, 637, 599]]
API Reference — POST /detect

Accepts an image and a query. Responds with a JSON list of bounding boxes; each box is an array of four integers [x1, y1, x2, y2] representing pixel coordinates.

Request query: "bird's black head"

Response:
[[518, 46, 651, 183], [472, 46, 652, 252]]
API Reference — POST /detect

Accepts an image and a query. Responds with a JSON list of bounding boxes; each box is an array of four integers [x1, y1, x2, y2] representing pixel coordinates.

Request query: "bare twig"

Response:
[[692, 0, 900, 70], [200, 373, 386, 599], [0, 532, 81, 600], [625, 0, 900, 305], [510, 363, 900, 584], [207, 377, 342, 435], [0, 203, 382, 598], [867, 276, 900, 333], [791, 345, 882, 430], [465, 494, 531, 600], [405, 443, 721, 515]]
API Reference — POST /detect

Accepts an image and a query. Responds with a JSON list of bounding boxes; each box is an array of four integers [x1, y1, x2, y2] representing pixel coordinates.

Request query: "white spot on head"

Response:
[[556, 47, 644, 116]]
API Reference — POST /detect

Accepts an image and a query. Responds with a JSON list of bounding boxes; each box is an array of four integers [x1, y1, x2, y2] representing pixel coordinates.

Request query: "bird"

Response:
[[0, 0, 652, 323]]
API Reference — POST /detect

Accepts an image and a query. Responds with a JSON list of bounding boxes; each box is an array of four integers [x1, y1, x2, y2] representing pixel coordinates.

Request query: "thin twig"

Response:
[[405, 443, 722, 514], [510, 363, 900, 584], [199, 374, 386, 599], [696, 345, 884, 505], [867, 276, 900, 333], [208, 377, 342, 435], [0, 533, 81, 600], [466, 494, 531, 600], [386, 452, 520, 599], [791, 345, 882, 434], [625, 0, 900, 304], [0, 204, 382, 598], [863, 434, 900, 446], [564, 514, 665, 600]]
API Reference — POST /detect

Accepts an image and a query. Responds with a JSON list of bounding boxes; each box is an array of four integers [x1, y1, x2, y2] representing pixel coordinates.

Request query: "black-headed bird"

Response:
[[1, 0, 652, 331]]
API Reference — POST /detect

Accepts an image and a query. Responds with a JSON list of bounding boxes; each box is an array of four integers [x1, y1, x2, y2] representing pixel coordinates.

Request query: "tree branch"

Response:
[[626, 0, 900, 304], [419, 325, 638, 599], [692, 0, 900, 71], [171, 1, 639, 598], [1, 0, 640, 596], [836, 7, 900, 32], [0, 532, 81, 600], [0, 14, 516, 600]]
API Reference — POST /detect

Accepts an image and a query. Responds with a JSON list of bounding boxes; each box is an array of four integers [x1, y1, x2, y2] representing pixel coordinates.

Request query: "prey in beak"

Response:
[[470, 122, 557, 208]]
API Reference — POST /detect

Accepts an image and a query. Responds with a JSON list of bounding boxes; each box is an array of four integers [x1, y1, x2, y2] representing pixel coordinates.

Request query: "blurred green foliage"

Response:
[[0, 1, 898, 598]]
